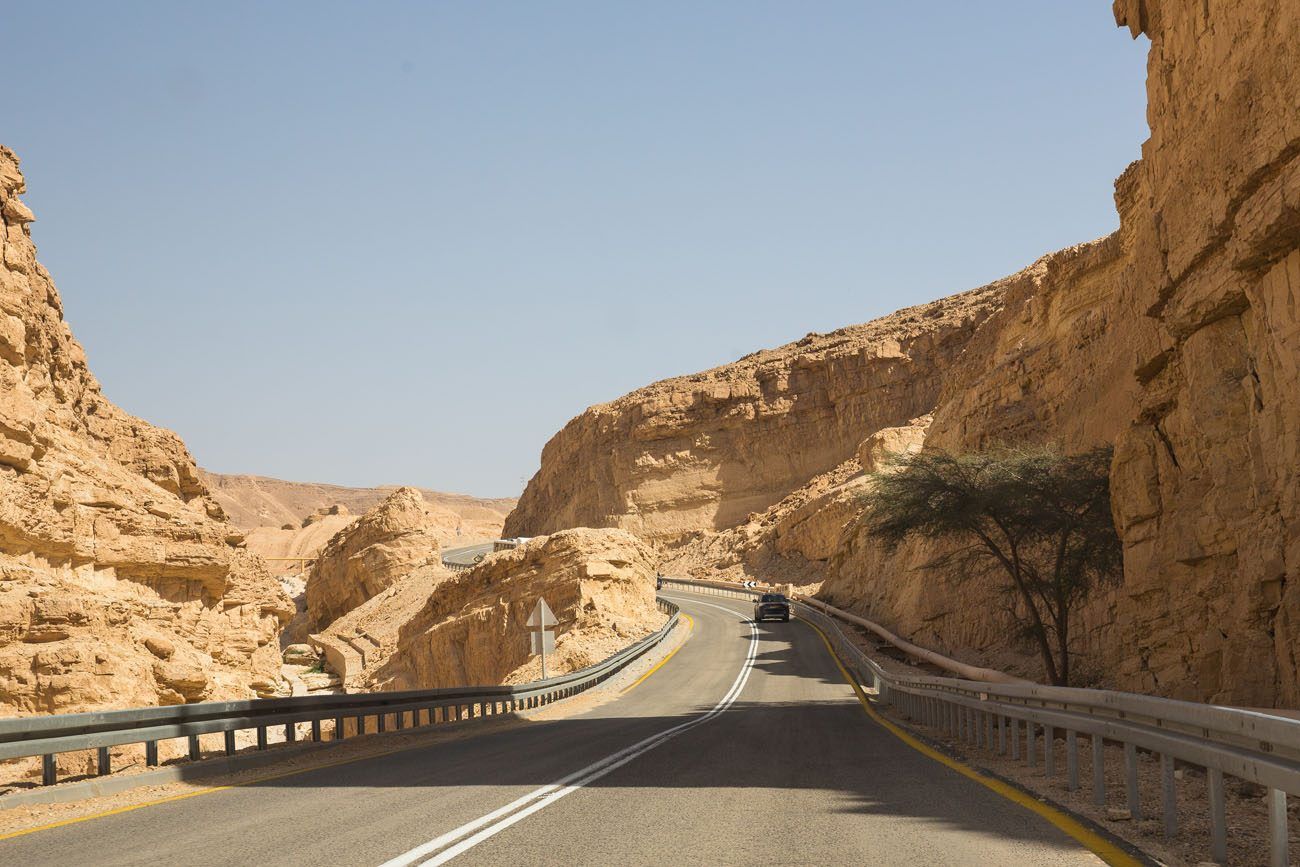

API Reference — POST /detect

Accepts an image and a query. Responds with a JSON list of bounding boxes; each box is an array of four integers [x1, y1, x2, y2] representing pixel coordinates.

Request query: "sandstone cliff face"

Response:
[[819, 1, 1300, 706], [304, 487, 441, 630], [505, 289, 1002, 540], [312, 528, 661, 692], [0, 147, 292, 715]]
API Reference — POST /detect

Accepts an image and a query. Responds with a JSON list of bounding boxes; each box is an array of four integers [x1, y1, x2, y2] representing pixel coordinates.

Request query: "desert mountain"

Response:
[[201, 471, 515, 565], [507, 2, 1300, 708]]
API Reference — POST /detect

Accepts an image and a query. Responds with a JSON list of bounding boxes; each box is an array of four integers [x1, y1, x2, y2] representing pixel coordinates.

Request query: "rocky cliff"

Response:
[[823, 0, 1300, 706], [512, 1, 1300, 707], [505, 288, 1002, 540], [312, 528, 662, 691], [0, 147, 292, 717], [304, 487, 442, 630]]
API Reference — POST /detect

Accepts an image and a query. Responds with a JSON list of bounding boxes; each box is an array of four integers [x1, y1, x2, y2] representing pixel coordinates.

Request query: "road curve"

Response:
[[441, 543, 497, 568], [0, 594, 1106, 866]]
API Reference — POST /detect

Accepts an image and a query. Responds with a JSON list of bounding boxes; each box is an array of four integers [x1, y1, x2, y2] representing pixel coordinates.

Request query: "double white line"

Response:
[[380, 598, 758, 866]]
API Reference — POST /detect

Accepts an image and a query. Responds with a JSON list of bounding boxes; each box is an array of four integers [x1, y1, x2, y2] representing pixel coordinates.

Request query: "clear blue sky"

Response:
[[8, 2, 1148, 498]]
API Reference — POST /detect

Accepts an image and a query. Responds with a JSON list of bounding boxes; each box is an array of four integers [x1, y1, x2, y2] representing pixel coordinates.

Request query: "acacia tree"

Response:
[[860, 446, 1122, 686]]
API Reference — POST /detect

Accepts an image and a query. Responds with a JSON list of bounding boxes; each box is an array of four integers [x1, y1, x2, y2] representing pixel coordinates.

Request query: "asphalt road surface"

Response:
[[441, 543, 497, 568], [0, 594, 1106, 866]]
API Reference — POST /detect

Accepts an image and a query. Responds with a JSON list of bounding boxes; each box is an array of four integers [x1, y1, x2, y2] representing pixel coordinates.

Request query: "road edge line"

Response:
[[621, 614, 693, 693], [803, 617, 1146, 867]]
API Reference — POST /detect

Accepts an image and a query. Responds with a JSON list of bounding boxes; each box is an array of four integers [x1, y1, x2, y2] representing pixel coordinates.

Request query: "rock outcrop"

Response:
[[0, 146, 293, 717], [505, 289, 1002, 540], [511, 1, 1300, 707], [312, 528, 662, 691], [304, 487, 442, 630]]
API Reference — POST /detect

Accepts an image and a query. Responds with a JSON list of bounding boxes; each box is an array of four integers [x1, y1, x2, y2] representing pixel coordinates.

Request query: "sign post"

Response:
[[527, 598, 557, 680]]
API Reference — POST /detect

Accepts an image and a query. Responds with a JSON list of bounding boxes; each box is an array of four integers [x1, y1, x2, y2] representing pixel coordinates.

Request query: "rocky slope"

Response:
[[304, 487, 442, 631], [311, 528, 662, 691], [0, 147, 292, 720], [511, 1, 1300, 707], [505, 288, 1002, 540]]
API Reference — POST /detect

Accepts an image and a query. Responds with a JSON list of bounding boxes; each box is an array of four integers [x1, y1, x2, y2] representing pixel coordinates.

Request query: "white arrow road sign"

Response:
[[529, 630, 556, 655], [527, 598, 557, 628], [527, 598, 557, 679]]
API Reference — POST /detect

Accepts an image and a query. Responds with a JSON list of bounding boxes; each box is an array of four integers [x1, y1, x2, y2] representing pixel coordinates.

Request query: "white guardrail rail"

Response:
[[660, 577, 1300, 866]]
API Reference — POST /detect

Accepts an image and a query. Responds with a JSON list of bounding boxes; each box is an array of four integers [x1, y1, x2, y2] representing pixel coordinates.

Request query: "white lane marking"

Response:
[[379, 598, 758, 867]]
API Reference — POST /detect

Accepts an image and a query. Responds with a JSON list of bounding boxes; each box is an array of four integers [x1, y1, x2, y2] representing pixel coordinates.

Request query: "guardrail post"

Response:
[[1092, 736, 1105, 807], [1010, 719, 1020, 760], [256, 726, 267, 750], [1160, 754, 1176, 839], [42, 753, 56, 786], [146, 740, 159, 766], [1124, 742, 1141, 820], [1044, 726, 1055, 776], [224, 730, 237, 756], [1207, 768, 1227, 863], [335, 716, 345, 739], [998, 715, 1006, 754], [1066, 730, 1078, 791], [984, 712, 992, 750], [1267, 789, 1288, 867], [285, 722, 296, 743], [974, 710, 983, 748], [97, 746, 111, 776], [1026, 722, 1036, 767], [188, 734, 201, 760], [396, 711, 405, 730], [311, 719, 322, 742]]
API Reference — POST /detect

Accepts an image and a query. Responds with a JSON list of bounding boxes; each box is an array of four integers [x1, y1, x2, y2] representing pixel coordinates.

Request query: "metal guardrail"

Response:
[[660, 577, 1300, 866], [2, 599, 680, 788]]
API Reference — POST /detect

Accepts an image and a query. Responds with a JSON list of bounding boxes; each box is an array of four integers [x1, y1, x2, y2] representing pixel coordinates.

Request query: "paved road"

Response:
[[441, 542, 497, 568], [0, 595, 1103, 866]]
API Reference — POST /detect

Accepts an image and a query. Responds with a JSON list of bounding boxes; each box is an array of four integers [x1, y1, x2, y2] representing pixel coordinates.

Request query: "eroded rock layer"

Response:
[[505, 289, 1002, 539], [312, 528, 662, 691], [304, 487, 442, 631], [0, 147, 292, 716]]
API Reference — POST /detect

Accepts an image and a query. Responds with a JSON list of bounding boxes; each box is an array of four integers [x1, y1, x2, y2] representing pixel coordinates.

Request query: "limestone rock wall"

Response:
[[312, 528, 662, 692], [0, 146, 292, 717], [505, 288, 1002, 540]]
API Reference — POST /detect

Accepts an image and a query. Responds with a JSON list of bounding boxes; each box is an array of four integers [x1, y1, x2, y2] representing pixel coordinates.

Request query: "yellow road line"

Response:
[[0, 733, 464, 844], [621, 614, 693, 693], [803, 618, 1143, 867]]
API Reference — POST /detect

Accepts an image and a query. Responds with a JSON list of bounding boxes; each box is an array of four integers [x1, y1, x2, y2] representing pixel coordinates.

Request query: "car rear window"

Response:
[[760, 594, 787, 603]]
